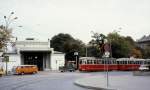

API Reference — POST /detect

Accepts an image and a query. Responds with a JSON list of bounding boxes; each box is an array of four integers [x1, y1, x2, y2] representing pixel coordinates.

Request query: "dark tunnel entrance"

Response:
[[22, 52, 43, 71]]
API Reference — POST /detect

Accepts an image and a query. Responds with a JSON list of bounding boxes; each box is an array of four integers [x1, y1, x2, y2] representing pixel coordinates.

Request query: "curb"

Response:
[[133, 71, 150, 76], [74, 80, 116, 90]]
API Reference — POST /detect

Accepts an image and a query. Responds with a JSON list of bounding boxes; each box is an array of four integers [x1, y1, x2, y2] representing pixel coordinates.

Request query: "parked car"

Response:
[[59, 62, 75, 72], [12, 65, 38, 75], [139, 65, 150, 71]]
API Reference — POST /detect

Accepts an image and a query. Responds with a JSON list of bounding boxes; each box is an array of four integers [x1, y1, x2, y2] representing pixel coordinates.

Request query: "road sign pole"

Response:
[[106, 57, 109, 88], [104, 39, 110, 88]]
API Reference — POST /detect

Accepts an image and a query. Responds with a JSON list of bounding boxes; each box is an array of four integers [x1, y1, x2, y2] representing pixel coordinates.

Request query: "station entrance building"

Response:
[[2, 38, 65, 72]]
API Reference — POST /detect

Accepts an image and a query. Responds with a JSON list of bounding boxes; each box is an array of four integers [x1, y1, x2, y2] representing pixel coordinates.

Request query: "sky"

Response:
[[0, 0, 150, 43]]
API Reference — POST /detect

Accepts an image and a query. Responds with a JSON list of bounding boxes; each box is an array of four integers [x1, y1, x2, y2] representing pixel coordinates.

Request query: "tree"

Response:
[[130, 48, 142, 58], [0, 25, 12, 49], [107, 32, 132, 58], [142, 47, 150, 58], [86, 45, 102, 57], [89, 32, 107, 57], [125, 36, 136, 47], [50, 33, 85, 60], [50, 33, 74, 52], [0, 12, 17, 50]]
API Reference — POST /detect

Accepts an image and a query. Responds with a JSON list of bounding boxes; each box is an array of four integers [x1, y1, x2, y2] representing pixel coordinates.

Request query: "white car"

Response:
[[139, 65, 150, 71]]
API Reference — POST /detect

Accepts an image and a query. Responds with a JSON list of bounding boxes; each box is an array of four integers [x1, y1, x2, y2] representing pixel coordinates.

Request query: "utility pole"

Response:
[[74, 52, 78, 69], [3, 12, 18, 75]]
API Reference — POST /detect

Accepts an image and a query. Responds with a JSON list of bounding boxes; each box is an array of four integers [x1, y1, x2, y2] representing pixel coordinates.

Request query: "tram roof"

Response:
[[79, 57, 116, 60], [80, 57, 100, 60], [116, 58, 150, 61]]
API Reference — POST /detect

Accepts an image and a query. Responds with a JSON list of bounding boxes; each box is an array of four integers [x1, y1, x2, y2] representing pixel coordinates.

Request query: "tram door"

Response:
[[24, 53, 43, 71]]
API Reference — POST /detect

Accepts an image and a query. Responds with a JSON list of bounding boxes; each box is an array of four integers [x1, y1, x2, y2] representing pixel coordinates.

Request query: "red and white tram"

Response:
[[79, 57, 150, 71]]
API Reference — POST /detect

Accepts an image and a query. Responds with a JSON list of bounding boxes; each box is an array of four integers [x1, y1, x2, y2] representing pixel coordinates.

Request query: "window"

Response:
[[87, 60, 90, 64], [94, 60, 97, 64], [97, 60, 102, 64]]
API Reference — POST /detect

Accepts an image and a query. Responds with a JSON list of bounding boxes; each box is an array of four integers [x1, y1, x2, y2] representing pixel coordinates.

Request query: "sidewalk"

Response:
[[74, 72, 150, 90], [74, 76, 116, 90]]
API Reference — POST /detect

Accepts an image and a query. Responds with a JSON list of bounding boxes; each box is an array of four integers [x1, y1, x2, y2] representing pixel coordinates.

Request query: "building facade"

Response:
[[1, 38, 65, 72], [137, 35, 150, 49]]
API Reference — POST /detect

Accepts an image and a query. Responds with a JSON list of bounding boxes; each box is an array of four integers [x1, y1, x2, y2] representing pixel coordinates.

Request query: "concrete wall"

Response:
[[51, 54, 65, 70], [43, 53, 51, 71], [2, 52, 64, 71], [2, 39, 65, 71], [16, 41, 49, 48], [3, 54, 20, 72]]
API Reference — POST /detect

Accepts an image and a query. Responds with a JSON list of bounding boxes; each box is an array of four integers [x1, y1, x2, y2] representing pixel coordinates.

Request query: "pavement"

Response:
[[74, 71, 150, 90]]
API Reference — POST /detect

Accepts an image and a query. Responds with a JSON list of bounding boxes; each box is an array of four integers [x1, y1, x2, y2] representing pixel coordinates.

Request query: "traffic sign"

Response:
[[104, 44, 110, 52], [104, 51, 110, 57]]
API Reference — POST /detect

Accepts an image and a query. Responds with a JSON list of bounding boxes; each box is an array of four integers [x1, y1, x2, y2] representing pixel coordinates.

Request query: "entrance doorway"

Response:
[[23, 52, 43, 71]]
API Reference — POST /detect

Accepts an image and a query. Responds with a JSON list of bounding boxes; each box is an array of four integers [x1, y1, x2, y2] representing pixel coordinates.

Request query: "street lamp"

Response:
[[3, 12, 18, 75], [74, 52, 78, 69], [4, 12, 18, 30]]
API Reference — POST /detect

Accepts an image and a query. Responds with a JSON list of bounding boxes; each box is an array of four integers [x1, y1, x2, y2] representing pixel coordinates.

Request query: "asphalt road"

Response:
[[0, 71, 93, 90], [1, 71, 150, 90]]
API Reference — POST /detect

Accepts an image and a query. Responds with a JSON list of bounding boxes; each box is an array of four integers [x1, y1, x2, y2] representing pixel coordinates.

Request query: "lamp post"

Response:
[[74, 52, 78, 69], [3, 12, 18, 75], [4, 12, 18, 30]]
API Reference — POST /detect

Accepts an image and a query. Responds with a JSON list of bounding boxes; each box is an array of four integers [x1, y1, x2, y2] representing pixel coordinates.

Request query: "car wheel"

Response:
[[21, 72, 24, 75]]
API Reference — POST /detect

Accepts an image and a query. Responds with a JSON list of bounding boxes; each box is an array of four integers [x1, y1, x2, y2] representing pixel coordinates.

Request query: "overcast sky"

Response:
[[0, 0, 150, 43]]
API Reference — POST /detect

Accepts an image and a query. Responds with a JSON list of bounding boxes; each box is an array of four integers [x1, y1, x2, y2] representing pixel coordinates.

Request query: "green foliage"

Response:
[[86, 46, 102, 58], [89, 32, 143, 58], [125, 36, 136, 47], [50, 33, 74, 52], [130, 48, 142, 58], [107, 32, 133, 58], [50, 33, 85, 57], [51, 32, 143, 59], [90, 32, 106, 56], [142, 47, 150, 58]]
